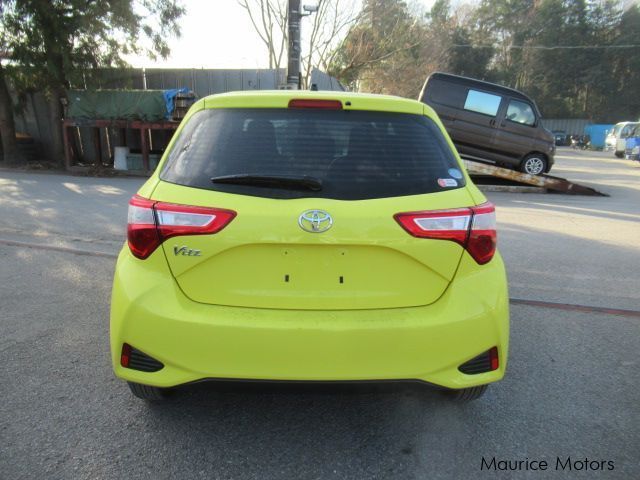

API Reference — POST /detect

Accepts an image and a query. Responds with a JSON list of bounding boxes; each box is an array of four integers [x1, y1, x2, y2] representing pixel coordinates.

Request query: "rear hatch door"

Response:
[[153, 105, 475, 310]]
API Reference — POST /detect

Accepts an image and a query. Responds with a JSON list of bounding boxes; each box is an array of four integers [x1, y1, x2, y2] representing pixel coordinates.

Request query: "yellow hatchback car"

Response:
[[110, 90, 509, 402]]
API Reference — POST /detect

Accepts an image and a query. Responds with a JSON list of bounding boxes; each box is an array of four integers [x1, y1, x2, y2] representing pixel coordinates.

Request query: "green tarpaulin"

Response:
[[67, 90, 168, 121]]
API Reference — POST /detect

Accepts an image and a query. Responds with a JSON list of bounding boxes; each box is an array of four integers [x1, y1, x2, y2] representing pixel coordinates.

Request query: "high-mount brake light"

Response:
[[126, 195, 236, 260], [394, 202, 497, 265], [288, 99, 343, 110]]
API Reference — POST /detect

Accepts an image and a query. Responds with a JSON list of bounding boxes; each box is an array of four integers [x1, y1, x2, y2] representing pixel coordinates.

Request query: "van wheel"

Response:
[[614, 151, 623, 158], [127, 381, 171, 401], [446, 385, 488, 402], [520, 154, 547, 175]]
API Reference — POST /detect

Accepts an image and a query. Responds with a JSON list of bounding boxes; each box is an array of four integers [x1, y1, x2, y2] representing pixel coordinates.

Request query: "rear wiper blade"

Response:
[[211, 174, 323, 192]]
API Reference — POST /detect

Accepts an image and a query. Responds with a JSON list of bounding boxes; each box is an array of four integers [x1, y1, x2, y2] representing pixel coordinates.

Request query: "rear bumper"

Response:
[[110, 248, 509, 390]]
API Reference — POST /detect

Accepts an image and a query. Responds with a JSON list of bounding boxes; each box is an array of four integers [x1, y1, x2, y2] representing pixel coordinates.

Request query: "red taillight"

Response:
[[126, 194, 236, 260], [127, 195, 160, 260], [288, 99, 343, 109], [394, 202, 497, 265], [466, 202, 497, 265]]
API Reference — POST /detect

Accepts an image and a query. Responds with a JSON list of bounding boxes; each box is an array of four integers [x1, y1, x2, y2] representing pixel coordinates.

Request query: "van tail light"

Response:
[[394, 202, 497, 265], [127, 195, 236, 260]]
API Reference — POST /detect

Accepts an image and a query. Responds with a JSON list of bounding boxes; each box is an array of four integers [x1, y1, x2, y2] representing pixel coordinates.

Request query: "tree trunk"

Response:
[[47, 86, 66, 167], [0, 63, 24, 165], [33, 0, 69, 167]]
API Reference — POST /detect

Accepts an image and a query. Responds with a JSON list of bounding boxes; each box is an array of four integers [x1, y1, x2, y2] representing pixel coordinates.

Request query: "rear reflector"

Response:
[[288, 99, 343, 109], [394, 202, 497, 264], [120, 343, 131, 368], [458, 347, 499, 374], [127, 194, 236, 259], [120, 343, 164, 372]]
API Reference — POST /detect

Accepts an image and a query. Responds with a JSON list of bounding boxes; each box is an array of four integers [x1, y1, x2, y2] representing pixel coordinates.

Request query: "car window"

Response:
[[160, 108, 465, 200], [505, 100, 536, 126], [612, 125, 623, 137], [463, 90, 502, 117]]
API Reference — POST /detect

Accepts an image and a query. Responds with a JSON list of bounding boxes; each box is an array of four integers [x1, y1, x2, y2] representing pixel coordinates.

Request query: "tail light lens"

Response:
[[127, 194, 236, 260], [288, 99, 343, 109], [127, 196, 160, 260], [394, 202, 497, 265]]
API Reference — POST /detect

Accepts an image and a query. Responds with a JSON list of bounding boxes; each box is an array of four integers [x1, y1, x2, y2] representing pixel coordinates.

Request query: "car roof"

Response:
[[196, 90, 429, 116], [427, 72, 533, 103]]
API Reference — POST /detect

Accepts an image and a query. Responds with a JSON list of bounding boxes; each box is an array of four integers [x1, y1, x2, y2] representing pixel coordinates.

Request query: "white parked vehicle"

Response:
[[606, 122, 638, 157]]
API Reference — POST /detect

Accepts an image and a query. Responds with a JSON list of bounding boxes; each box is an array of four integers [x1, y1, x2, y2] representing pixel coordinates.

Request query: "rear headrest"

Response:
[[246, 119, 278, 156]]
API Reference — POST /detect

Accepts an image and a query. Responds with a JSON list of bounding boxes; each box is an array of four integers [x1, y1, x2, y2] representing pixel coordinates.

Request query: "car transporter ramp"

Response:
[[462, 157, 607, 196]]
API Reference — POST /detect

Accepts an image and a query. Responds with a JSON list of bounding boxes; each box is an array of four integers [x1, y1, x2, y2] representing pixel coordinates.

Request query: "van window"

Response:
[[426, 79, 466, 108], [506, 100, 536, 126], [463, 90, 502, 116]]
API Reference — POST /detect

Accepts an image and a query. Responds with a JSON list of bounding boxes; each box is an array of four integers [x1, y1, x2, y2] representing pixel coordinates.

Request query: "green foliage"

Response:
[[0, 0, 185, 93], [329, 0, 640, 121], [328, 0, 428, 96]]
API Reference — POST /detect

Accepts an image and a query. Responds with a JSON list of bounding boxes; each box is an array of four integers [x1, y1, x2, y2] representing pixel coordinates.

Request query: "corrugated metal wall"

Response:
[[541, 119, 592, 136], [91, 68, 344, 95], [143, 68, 288, 96]]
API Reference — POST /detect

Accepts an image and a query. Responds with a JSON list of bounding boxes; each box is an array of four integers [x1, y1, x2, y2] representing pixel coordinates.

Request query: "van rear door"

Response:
[[453, 88, 503, 159], [421, 78, 503, 159]]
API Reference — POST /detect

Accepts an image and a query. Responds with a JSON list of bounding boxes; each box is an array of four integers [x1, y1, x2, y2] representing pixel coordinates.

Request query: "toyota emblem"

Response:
[[298, 210, 333, 233]]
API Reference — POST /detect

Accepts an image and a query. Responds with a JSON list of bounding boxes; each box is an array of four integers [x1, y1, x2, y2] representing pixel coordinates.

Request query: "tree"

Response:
[[0, 62, 22, 164], [238, 0, 359, 88], [328, 0, 427, 95], [0, 0, 185, 166], [472, 0, 536, 88], [237, 0, 288, 70]]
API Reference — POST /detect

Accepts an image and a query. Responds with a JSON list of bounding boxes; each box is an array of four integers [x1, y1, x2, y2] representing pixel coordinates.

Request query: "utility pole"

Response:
[[286, 0, 302, 89], [286, 1, 319, 89]]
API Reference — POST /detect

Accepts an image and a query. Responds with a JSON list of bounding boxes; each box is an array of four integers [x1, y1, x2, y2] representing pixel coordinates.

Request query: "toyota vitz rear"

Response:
[[110, 91, 509, 402]]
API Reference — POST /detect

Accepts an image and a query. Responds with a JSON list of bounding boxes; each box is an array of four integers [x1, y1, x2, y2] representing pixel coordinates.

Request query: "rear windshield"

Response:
[[160, 108, 465, 200]]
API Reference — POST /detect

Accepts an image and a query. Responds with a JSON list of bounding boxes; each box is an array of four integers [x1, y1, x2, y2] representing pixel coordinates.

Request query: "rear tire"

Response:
[[446, 385, 488, 402], [127, 381, 171, 401], [520, 154, 547, 175], [614, 151, 624, 158]]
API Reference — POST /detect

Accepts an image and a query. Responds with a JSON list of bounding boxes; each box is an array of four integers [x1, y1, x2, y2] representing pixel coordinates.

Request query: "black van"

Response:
[[419, 72, 555, 174]]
